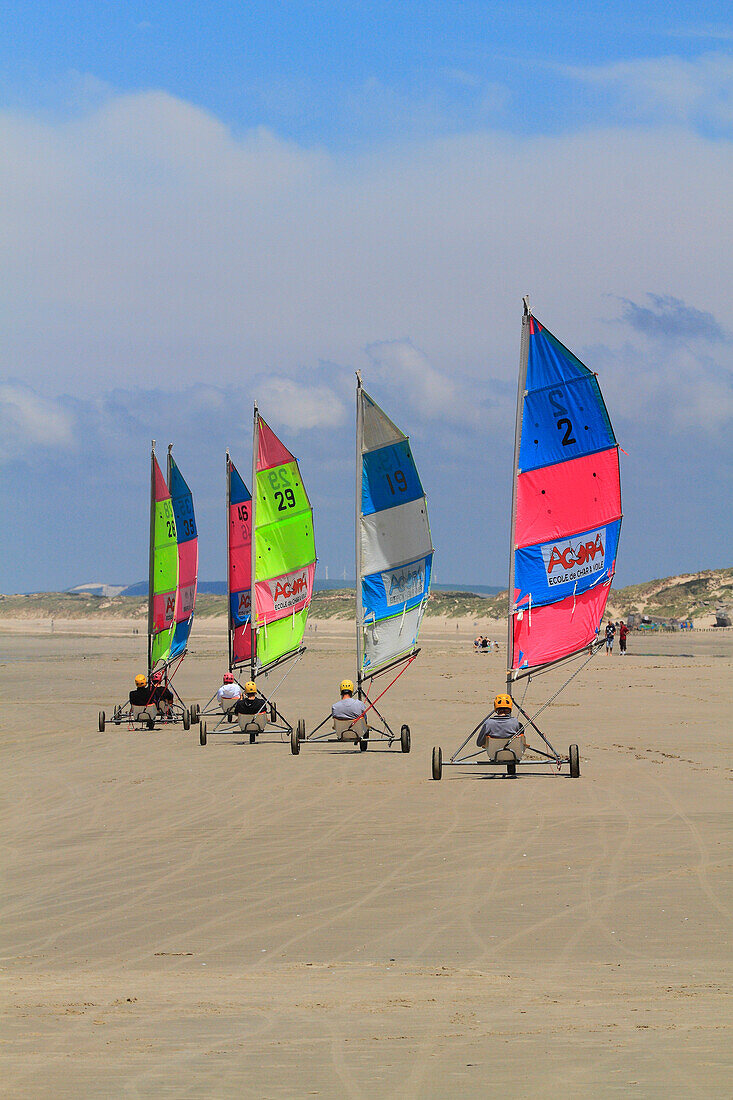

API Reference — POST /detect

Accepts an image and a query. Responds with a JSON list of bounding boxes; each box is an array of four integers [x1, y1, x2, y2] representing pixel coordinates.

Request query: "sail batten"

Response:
[[358, 384, 433, 678], [508, 308, 622, 676]]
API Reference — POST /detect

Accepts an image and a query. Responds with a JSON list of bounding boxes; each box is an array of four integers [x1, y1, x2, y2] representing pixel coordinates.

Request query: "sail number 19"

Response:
[[385, 469, 408, 494]]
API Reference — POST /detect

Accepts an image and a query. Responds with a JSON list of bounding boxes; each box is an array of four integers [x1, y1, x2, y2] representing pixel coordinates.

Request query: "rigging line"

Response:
[[354, 653, 417, 723], [525, 645, 599, 728], [255, 647, 304, 708]]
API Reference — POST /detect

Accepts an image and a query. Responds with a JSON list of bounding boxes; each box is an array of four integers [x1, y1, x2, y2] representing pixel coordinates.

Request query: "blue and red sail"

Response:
[[168, 455, 198, 661], [510, 315, 622, 673]]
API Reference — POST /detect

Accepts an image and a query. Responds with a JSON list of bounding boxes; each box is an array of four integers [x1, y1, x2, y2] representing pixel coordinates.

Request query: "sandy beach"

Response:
[[1, 619, 731, 1098]]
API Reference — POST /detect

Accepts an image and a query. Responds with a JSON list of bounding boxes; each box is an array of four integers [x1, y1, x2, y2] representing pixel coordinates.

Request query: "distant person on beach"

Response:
[[605, 620, 616, 654], [618, 621, 628, 655], [150, 671, 174, 713], [474, 636, 482, 653], [332, 679, 368, 721], [476, 693, 524, 748], [129, 674, 150, 707], [217, 672, 242, 705], [234, 681, 267, 716], [481, 637, 489, 651]]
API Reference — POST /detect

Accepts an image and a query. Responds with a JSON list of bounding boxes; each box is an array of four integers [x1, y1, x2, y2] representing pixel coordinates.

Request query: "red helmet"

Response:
[[151, 671, 163, 683], [223, 673, 234, 684]]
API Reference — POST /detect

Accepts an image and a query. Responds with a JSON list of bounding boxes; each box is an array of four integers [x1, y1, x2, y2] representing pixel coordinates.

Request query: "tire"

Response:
[[569, 744, 580, 778], [297, 718, 306, 743], [182, 708, 190, 731], [270, 702, 277, 724], [359, 733, 368, 752], [98, 710, 105, 732], [400, 724, 411, 754], [199, 722, 207, 747], [227, 711, 233, 723], [192, 703, 200, 724], [290, 725, 300, 755], [432, 746, 442, 780], [506, 761, 517, 776]]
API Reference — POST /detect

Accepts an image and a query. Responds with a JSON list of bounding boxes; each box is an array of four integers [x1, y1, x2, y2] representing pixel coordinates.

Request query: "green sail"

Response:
[[149, 457, 179, 667], [252, 420, 316, 672]]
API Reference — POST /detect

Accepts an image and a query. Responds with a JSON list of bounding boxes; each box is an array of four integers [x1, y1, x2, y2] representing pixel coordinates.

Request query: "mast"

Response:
[[250, 402, 259, 683], [147, 440, 156, 675], [355, 372, 364, 698], [506, 297, 531, 695], [225, 450, 233, 672]]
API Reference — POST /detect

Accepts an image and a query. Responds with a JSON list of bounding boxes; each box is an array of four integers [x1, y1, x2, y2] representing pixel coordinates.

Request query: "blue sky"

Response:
[[1, 2, 731, 591]]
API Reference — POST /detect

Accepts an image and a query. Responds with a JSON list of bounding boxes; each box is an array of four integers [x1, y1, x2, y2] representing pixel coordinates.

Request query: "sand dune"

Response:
[[1, 622, 731, 1097]]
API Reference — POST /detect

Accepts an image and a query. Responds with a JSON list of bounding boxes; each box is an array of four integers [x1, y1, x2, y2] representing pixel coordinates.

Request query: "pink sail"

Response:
[[509, 310, 622, 674], [227, 457, 252, 667]]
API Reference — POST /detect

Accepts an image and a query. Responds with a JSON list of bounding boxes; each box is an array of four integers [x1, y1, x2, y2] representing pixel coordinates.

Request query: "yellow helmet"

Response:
[[494, 693, 513, 710], [244, 681, 257, 694], [340, 679, 354, 694], [135, 674, 147, 687]]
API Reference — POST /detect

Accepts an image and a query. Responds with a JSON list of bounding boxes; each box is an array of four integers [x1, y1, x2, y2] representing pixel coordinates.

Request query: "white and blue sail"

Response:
[[356, 380, 433, 678]]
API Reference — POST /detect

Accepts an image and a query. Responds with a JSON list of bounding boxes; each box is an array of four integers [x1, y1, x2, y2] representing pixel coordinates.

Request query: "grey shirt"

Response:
[[332, 696, 368, 720], [476, 714, 524, 747]]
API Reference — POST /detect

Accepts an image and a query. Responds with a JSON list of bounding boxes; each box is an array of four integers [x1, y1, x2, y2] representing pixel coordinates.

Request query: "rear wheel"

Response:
[[191, 703, 200, 724], [569, 744, 580, 778], [432, 746, 442, 780], [290, 725, 300, 755], [98, 710, 105, 732], [400, 724, 411, 753], [297, 718, 306, 743], [199, 722, 207, 746], [182, 708, 191, 731], [506, 761, 516, 776]]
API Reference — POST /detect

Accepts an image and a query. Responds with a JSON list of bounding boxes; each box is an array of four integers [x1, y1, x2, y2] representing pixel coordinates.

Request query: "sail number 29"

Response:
[[548, 390, 577, 447], [267, 466, 297, 512]]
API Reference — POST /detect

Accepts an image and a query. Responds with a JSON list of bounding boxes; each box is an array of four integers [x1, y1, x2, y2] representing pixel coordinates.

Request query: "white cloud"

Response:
[[0, 90, 731, 418], [566, 51, 733, 128], [0, 383, 75, 458], [365, 339, 454, 419]]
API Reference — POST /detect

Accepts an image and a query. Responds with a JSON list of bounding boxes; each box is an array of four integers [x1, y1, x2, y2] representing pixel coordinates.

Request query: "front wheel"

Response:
[[432, 746, 442, 780], [191, 703, 200, 725], [98, 710, 105, 732], [290, 725, 300, 755], [227, 711, 233, 723], [249, 732, 257, 744], [506, 761, 516, 776], [569, 744, 580, 778], [182, 708, 190, 731], [358, 732, 368, 752], [400, 724, 411, 754], [199, 722, 207, 747], [270, 702, 277, 724], [297, 718, 306, 743]]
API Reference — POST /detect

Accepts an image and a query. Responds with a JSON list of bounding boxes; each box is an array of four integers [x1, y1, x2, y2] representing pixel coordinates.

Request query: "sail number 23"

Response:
[[548, 390, 577, 447]]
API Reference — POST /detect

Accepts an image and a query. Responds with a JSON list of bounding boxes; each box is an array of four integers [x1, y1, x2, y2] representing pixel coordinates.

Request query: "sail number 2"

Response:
[[548, 390, 577, 446]]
